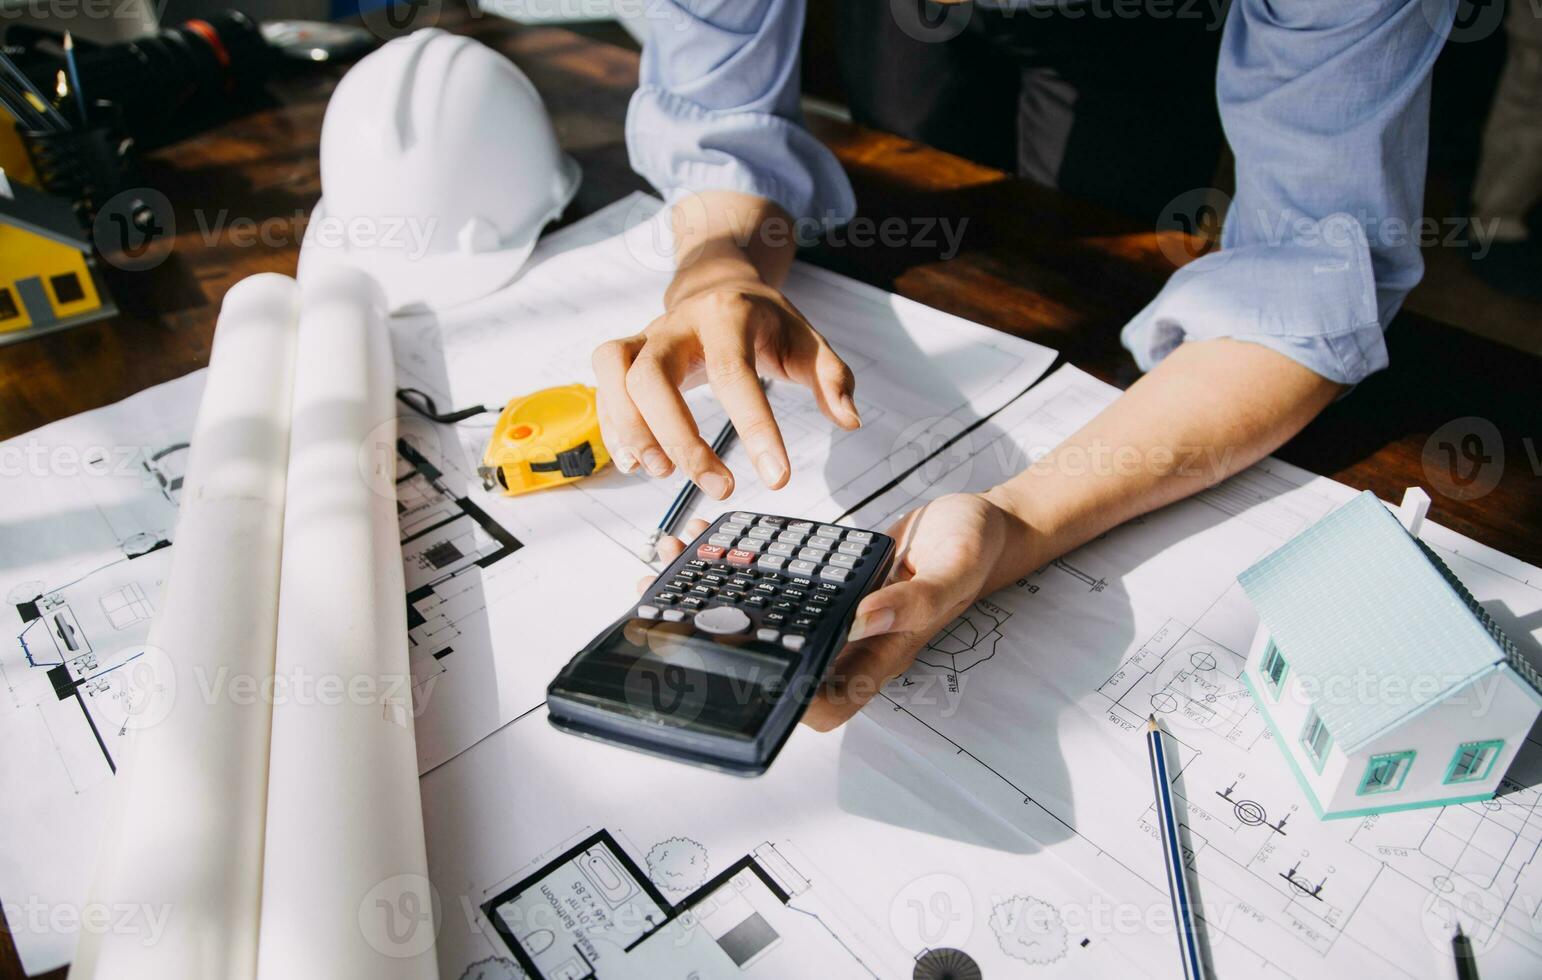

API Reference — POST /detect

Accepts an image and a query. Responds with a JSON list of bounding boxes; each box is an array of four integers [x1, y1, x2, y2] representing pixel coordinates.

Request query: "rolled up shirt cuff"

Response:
[[1121, 213, 1390, 386], [627, 86, 857, 225]]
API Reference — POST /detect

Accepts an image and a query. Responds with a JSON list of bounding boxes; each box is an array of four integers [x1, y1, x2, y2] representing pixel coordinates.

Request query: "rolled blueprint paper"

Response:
[[72, 273, 301, 980], [256, 265, 438, 979]]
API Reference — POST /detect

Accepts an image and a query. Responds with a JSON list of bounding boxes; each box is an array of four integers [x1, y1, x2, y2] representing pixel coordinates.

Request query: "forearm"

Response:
[[984, 339, 1343, 581], [663, 191, 798, 307]]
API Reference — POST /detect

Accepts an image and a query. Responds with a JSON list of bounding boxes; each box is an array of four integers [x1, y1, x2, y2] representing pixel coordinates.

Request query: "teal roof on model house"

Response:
[[1238, 491, 1541, 753]]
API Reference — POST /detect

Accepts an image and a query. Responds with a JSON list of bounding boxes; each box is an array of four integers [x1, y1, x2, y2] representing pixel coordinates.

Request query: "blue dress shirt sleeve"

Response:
[[1122, 0, 1455, 385], [626, 0, 856, 224]]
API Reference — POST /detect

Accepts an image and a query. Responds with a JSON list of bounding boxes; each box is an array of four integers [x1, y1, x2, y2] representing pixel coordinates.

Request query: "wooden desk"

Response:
[[1, 10, 1538, 979]]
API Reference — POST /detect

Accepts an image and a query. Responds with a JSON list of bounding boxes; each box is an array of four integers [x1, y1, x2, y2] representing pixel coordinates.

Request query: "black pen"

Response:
[[639, 378, 768, 561], [1453, 925, 1480, 980]]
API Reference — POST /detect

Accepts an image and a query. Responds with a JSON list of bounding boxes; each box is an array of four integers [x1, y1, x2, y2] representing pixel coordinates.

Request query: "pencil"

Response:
[[1147, 715, 1207, 980], [638, 378, 768, 561], [63, 32, 88, 128]]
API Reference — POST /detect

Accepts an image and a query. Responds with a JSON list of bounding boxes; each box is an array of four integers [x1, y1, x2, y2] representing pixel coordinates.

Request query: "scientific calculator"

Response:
[[547, 511, 896, 775]]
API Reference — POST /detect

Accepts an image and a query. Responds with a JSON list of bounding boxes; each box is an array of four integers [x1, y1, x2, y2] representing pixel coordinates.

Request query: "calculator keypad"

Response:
[[670, 512, 880, 648]]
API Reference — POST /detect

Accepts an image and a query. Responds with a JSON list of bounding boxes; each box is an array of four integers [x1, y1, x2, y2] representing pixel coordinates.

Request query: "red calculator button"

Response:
[[726, 548, 756, 565], [697, 543, 727, 560]]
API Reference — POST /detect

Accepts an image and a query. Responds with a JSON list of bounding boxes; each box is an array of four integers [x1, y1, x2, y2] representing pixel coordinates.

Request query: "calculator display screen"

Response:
[[560, 620, 797, 739]]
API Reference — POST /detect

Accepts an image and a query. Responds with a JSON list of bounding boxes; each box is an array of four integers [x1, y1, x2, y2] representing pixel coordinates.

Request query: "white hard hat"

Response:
[[300, 28, 580, 314]]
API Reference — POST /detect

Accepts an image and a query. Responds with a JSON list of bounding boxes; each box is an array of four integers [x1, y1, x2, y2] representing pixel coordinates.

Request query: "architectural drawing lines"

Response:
[[483, 828, 878, 979], [913, 601, 1010, 677], [875, 693, 1149, 884]]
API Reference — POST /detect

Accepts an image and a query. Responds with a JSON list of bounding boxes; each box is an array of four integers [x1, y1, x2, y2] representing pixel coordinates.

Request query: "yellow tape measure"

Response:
[[477, 384, 611, 496]]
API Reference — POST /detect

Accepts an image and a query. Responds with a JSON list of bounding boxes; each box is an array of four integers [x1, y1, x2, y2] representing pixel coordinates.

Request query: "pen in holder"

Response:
[[19, 98, 138, 224]]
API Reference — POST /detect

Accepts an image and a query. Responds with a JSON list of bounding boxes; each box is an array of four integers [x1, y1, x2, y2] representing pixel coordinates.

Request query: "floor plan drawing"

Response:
[[914, 599, 1011, 678], [1349, 774, 1542, 957], [421, 692, 1166, 980], [483, 829, 879, 980], [397, 435, 523, 693], [3, 422, 189, 794], [10, 534, 171, 783], [1094, 617, 1265, 748]]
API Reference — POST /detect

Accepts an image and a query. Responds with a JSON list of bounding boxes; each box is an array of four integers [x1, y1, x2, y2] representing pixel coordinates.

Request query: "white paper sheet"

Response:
[[418, 702, 1175, 980], [67, 274, 300, 979], [0, 373, 203, 974], [256, 267, 438, 979], [846, 364, 1542, 979], [0, 199, 1055, 974]]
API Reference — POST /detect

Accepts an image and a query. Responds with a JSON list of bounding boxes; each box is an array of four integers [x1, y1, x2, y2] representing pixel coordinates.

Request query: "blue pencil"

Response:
[[1147, 715, 1208, 980], [63, 32, 88, 128]]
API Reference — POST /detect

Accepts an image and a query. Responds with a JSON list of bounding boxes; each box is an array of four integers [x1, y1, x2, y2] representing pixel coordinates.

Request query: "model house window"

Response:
[[1444, 740, 1503, 784], [1300, 708, 1331, 771], [1260, 640, 1288, 697], [49, 272, 86, 305], [1359, 751, 1415, 795], [0, 287, 18, 321]]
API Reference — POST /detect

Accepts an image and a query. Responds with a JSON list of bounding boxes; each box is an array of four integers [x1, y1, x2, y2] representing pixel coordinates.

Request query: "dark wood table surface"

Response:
[[2, 9, 1539, 978]]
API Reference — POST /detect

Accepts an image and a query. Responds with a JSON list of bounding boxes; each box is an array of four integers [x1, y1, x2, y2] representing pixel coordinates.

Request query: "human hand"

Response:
[[802, 492, 1033, 730], [641, 492, 1035, 733], [594, 279, 860, 499]]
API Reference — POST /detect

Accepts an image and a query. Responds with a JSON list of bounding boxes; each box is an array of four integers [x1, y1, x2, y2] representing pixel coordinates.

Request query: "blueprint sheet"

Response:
[[0, 199, 1054, 974], [842, 365, 1542, 979]]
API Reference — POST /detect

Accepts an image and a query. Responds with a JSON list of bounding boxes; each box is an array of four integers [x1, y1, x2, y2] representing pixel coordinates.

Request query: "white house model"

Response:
[[1237, 488, 1542, 820]]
